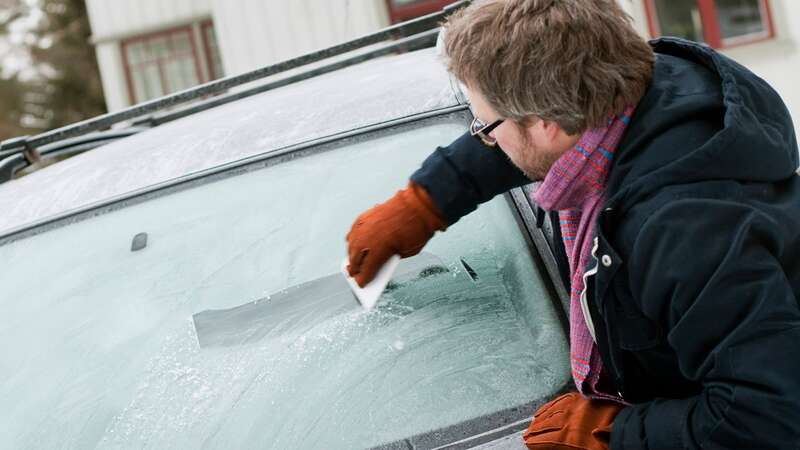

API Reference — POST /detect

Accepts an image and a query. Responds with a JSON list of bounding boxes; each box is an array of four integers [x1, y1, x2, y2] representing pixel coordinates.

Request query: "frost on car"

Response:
[[0, 46, 570, 449]]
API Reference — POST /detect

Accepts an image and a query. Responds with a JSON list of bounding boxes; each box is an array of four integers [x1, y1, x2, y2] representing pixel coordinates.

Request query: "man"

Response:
[[346, 0, 800, 449]]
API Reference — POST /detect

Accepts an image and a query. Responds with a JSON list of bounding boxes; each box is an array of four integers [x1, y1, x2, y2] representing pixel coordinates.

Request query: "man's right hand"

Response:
[[346, 181, 447, 287]]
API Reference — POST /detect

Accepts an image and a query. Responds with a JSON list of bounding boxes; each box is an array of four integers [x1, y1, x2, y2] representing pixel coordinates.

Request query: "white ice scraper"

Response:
[[341, 254, 401, 310]]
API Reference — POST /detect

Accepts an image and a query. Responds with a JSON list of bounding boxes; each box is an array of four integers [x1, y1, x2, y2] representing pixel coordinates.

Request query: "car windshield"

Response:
[[0, 119, 569, 449]]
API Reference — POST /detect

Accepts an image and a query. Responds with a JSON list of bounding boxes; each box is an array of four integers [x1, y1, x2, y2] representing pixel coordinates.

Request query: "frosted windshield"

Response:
[[0, 122, 569, 449]]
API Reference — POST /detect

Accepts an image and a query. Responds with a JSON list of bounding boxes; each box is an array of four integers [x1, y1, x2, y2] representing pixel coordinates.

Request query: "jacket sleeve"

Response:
[[610, 199, 800, 450], [409, 131, 531, 225]]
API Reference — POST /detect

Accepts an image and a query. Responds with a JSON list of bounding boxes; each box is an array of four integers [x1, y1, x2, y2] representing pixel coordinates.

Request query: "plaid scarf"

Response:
[[532, 106, 635, 400]]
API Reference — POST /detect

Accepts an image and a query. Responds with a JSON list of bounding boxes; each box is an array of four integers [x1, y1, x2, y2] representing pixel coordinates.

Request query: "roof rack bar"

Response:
[[0, 127, 148, 183], [139, 29, 441, 128], [0, 1, 468, 159]]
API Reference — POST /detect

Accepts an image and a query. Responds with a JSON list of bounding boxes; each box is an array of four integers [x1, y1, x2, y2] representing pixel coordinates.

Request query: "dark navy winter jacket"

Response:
[[411, 38, 800, 449]]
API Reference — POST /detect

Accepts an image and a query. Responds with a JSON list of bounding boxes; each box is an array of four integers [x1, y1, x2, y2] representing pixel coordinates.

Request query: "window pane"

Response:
[[130, 67, 148, 100], [163, 59, 184, 93], [125, 42, 146, 65], [147, 36, 170, 60], [654, 0, 705, 43], [0, 122, 568, 449], [716, 0, 767, 41], [180, 56, 199, 89], [130, 64, 164, 102], [163, 57, 198, 93], [171, 32, 193, 55]]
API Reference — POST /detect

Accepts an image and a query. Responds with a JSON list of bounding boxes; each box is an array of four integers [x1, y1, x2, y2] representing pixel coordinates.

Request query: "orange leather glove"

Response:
[[346, 181, 446, 287], [523, 392, 625, 450]]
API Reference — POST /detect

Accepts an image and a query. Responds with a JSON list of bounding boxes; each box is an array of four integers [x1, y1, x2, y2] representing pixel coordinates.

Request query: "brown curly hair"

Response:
[[443, 0, 655, 135]]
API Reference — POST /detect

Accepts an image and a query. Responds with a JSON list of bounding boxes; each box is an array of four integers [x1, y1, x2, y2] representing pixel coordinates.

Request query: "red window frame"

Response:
[[385, 0, 459, 24], [120, 25, 205, 104], [644, 0, 775, 49]]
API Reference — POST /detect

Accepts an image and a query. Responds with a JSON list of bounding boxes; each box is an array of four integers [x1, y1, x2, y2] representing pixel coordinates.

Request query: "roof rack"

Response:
[[0, 0, 468, 164], [0, 127, 147, 182]]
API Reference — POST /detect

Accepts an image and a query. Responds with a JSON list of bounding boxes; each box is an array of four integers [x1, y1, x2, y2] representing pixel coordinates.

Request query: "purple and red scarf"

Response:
[[532, 106, 635, 401]]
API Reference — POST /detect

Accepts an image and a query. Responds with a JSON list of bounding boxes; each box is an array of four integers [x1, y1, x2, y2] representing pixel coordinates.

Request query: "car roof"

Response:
[[0, 48, 461, 237]]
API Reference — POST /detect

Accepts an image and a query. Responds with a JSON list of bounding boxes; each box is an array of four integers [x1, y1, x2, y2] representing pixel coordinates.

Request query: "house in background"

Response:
[[87, 0, 799, 134], [622, 0, 800, 132], [85, 0, 458, 112]]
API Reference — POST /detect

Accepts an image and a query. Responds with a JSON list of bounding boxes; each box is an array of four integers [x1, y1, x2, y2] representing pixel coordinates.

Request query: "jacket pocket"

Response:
[[614, 304, 662, 351]]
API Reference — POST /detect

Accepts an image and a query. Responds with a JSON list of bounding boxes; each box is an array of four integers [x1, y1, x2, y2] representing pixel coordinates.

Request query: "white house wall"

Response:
[[86, 0, 214, 111], [210, 0, 389, 77], [94, 42, 129, 114], [619, 0, 651, 38], [87, 0, 390, 111], [86, 0, 213, 41]]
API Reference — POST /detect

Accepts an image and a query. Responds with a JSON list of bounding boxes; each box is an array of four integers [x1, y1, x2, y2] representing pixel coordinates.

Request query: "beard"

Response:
[[496, 121, 567, 181], [501, 141, 564, 181]]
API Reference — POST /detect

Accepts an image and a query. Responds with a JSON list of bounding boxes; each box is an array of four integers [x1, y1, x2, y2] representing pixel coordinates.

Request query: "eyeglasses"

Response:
[[470, 117, 504, 147]]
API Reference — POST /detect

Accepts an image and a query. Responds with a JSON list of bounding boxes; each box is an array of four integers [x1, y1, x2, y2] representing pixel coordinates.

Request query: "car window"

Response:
[[0, 119, 569, 449]]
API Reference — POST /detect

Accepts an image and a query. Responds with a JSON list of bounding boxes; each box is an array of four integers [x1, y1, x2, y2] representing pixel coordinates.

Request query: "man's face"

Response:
[[464, 85, 578, 180]]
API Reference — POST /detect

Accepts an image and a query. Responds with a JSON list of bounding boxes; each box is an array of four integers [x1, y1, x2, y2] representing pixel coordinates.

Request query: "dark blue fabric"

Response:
[[603, 38, 800, 450], [411, 38, 800, 449], [409, 131, 530, 225]]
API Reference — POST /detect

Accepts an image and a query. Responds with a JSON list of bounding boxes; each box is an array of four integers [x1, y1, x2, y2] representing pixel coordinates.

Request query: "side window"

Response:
[[645, 0, 774, 48], [0, 120, 569, 449]]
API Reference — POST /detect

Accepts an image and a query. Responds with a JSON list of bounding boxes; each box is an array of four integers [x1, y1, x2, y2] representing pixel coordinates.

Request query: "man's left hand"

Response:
[[523, 392, 625, 450]]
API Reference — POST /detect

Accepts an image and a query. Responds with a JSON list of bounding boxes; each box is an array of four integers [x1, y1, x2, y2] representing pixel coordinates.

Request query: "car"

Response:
[[0, 6, 574, 449]]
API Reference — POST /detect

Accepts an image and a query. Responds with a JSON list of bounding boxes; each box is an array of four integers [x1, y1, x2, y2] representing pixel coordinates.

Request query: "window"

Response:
[[645, 0, 774, 48], [385, 0, 460, 24], [122, 23, 224, 104], [121, 27, 201, 103], [0, 120, 569, 449]]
